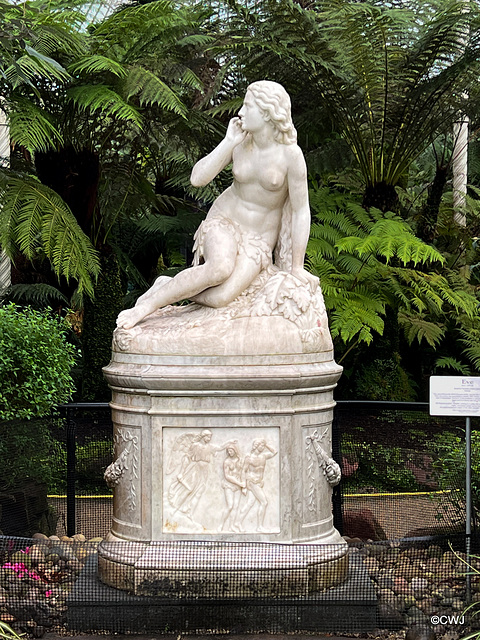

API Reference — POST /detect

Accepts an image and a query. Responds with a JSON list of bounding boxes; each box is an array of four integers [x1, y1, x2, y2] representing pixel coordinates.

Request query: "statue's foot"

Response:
[[116, 306, 150, 330]]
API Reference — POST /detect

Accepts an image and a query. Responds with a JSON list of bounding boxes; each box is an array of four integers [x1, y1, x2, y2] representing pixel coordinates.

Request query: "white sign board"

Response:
[[430, 376, 480, 416]]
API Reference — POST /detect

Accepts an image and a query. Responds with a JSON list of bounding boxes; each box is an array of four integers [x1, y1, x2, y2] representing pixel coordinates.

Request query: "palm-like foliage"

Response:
[[215, 0, 480, 211], [0, 0, 217, 297]]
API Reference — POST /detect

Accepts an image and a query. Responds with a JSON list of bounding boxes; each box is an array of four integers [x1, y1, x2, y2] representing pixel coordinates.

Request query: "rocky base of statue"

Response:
[[112, 266, 333, 357]]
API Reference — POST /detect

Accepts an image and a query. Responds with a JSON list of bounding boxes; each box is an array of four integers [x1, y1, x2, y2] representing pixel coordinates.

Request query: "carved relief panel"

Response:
[[162, 427, 280, 534]]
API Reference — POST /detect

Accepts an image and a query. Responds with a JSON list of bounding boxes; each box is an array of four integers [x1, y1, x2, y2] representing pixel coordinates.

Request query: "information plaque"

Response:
[[430, 376, 480, 416]]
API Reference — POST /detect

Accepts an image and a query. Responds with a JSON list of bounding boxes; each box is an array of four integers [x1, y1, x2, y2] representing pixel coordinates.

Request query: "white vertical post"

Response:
[[453, 116, 469, 227], [0, 105, 11, 295], [452, 0, 470, 228]]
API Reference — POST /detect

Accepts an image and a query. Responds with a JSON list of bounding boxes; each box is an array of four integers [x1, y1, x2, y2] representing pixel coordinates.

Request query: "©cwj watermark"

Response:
[[431, 615, 465, 625]]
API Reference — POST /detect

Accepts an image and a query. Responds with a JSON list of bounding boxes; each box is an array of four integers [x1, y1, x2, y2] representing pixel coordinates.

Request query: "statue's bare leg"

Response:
[[117, 227, 238, 329], [192, 252, 265, 308], [134, 275, 172, 306]]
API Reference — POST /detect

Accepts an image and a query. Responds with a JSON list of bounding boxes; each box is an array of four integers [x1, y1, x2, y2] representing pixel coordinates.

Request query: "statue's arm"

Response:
[[190, 117, 246, 187], [287, 146, 319, 290]]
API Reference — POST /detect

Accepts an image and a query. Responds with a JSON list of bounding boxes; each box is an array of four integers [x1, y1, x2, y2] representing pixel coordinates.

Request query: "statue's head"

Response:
[[200, 429, 212, 442], [226, 443, 239, 458], [252, 438, 266, 452], [246, 81, 297, 145]]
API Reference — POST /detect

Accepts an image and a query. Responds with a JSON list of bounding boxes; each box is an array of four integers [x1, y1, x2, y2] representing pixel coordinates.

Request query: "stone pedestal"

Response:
[[99, 275, 348, 594]]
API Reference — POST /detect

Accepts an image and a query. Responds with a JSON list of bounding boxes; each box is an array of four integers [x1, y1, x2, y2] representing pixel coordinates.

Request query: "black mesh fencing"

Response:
[[0, 536, 478, 636], [0, 401, 479, 636], [335, 401, 478, 542]]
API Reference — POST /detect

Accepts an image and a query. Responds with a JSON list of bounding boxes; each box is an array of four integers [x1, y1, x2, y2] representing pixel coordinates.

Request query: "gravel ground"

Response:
[[1, 535, 478, 640]]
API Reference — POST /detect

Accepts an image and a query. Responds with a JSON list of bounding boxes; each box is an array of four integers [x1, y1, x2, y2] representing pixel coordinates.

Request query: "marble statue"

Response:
[[99, 82, 348, 597], [116, 80, 319, 331]]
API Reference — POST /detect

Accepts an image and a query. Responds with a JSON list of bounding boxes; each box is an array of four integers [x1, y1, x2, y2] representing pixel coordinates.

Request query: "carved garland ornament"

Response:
[[104, 429, 139, 512], [305, 428, 341, 512]]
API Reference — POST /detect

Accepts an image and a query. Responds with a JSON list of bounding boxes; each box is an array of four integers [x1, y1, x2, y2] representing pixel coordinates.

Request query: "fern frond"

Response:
[[0, 177, 100, 297], [435, 357, 471, 375], [123, 67, 187, 116], [67, 85, 142, 126], [459, 328, 480, 372], [8, 98, 63, 153], [4, 283, 69, 306], [336, 218, 445, 266], [68, 55, 127, 78], [398, 311, 445, 347], [5, 52, 70, 88]]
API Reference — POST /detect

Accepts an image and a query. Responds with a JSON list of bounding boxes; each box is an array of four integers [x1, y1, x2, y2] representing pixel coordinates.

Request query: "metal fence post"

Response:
[[66, 406, 76, 537]]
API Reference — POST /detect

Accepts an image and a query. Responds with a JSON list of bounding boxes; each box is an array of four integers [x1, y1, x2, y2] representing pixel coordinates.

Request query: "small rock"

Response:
[[67, 559, 83, 573], [394, 577, 410, 592], [11, 551, 32, 567], [75, 547, 88, 561], [72, 534, 86, 542], [452, 598, 464, 611], [425, 557, 440, 570], [404, 595, 416, 608], [406, 606, 428, 623], [378, 587, 396, 601], [48, 535, 60, 541], [32, 533, 48, 540], [406, 623, 436, 640], [363, 557, 380, 575], [46, 553, 60, 565], [377, 575, 395, 590], [378, 602, 405, 629], [411, 577, 429, 591], [28, 547, 46, 566]]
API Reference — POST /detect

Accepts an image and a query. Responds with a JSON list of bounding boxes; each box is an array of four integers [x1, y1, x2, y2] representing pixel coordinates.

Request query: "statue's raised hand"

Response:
[[226, 117, 247, 147]]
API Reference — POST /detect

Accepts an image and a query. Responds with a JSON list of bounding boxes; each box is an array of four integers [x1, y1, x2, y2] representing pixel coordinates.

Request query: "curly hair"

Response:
[[247, 80, 297, 145]]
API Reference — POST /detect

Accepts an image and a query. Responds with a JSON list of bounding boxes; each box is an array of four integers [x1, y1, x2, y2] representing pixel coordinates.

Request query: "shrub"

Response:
[[0, 303, 77, 420]]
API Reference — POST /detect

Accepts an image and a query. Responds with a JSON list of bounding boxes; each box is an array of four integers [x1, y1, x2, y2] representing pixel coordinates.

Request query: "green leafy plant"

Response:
[[0, 303, 76, 494], [306, 186, 480, 364], [0, 304, 77, 421], [0, 622, 25, 640]]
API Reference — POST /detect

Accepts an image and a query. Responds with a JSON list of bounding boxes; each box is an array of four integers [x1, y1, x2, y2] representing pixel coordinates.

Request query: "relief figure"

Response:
[[221, 444, 245, 532], [239, 439, 277, 533], [167, 429, 236, 520]]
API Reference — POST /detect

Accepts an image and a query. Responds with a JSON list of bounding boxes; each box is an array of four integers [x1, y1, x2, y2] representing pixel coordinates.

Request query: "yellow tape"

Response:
[[48, 490, 454, 500], [344, 489, 453, 497], [48, 495, 113, 499]]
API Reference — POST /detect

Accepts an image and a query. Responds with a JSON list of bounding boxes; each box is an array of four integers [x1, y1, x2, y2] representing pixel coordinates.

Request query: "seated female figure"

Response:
[[117, 80, 317, 330]]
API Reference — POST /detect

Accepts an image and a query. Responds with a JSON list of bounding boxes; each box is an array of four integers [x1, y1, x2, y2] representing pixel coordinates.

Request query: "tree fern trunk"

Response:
[[417, 165, 449, 243], [362, 182, 399, 213]]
